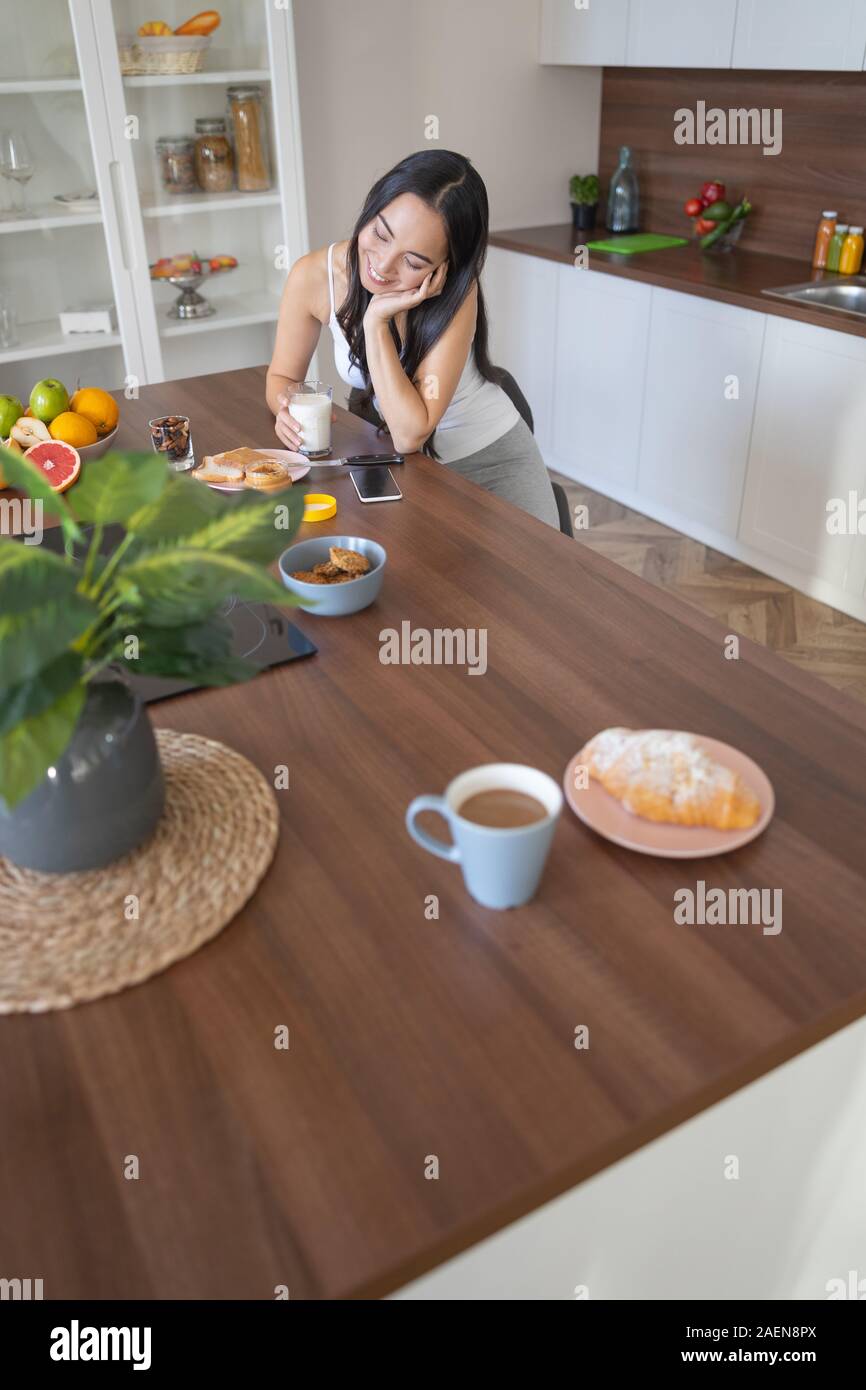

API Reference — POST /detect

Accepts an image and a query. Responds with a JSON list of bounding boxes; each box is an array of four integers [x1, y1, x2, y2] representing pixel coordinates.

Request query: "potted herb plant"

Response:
[[0, 446, 304, 873], [569, 173, 600, 232]]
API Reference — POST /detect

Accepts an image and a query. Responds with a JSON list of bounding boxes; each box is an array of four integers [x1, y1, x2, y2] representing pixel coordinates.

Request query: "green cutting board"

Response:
[[584, 233, 689, 255]]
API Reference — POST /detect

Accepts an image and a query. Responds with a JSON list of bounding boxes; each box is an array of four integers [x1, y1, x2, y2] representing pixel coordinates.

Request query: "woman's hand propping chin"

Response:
[[363, 260, 448, 329]]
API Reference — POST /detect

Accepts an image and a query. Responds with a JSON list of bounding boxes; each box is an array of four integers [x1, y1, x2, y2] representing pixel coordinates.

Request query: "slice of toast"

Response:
[[195, 456, 245, 483], [216, 447, 279, 469]]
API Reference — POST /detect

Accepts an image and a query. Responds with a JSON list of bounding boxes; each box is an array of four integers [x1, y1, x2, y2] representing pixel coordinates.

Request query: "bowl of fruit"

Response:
[[684, 181, 752, 253], [150, 251, 238, 319], [0, 378, 120, 493]]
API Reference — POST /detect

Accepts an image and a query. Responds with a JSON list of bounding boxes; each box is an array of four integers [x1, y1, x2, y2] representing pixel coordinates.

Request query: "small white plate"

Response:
[[192, 449, 310, 493], [54, 191, 99, 212], [563, 734, 775, 859]]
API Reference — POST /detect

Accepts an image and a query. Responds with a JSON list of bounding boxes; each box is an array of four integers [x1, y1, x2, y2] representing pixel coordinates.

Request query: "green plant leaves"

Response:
[[115, 549, 293, 627], [0, 445, 83, 544], [117, 615, 259, 686], [180, 486, 306, 563], [0, 450, 309, 808], [0, 539, 79, 609], [0, 679, 86, 811], [126, 472, 222, 541], [68, 452, 168, 525], [0, 650, 83, 739], [0, 593, 97, 689]]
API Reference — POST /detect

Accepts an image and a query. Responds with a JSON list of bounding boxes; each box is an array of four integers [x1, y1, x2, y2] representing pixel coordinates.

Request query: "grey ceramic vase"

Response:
[[0, 678, 165, 873]]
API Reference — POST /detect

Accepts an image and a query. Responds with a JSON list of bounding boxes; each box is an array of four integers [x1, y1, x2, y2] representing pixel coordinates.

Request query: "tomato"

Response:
[[695, 218, 716, 235], [700, 181, 726, 206], [684, 198, 703, 217]]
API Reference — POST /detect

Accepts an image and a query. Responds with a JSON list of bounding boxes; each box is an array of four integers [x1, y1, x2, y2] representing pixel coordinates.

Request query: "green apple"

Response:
[[29, 378, 69, 424], [0, 394, 23, 440]]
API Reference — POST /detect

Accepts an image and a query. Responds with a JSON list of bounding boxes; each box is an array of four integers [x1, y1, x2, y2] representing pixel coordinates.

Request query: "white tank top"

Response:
[[324, 243, 519, 464]]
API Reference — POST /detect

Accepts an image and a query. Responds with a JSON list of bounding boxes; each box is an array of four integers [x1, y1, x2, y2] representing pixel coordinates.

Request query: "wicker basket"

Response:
[[119, 34, 212, 77]]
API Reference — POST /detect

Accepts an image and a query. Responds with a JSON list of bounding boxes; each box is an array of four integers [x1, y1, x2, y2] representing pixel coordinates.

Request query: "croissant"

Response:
[[578, 728, 761, 830]]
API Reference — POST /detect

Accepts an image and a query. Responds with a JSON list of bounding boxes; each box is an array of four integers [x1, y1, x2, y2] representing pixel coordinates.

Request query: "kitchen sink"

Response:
[[762, 276, 866, 318]]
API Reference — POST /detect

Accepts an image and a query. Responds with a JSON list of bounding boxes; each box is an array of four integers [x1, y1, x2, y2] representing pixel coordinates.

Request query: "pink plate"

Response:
[[192, 449, 310, 493], [563, 734, 775, 858]]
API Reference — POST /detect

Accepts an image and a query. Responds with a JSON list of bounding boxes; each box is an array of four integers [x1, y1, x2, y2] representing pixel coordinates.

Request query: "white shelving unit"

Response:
[[124, 67, 270, 89], [0, 0, 308, 406], [0, 78, 84, 94], [0, 204, 103, 234], [0, 321, 122, 366], [139, 189, 281, 218], [158, 290, 278, 338]]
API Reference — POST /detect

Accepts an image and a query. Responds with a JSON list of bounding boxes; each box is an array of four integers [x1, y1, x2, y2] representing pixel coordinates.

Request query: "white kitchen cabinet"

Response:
[[739, 315, 866, 590], [626, 0, 737, 68], [637, 289, 765, 536], [551, 265, 651, 490], [539, 0, 629, 65], [0, 0, 308, 401], [483, 246, 559, 451], [732, 0, 866, 70]]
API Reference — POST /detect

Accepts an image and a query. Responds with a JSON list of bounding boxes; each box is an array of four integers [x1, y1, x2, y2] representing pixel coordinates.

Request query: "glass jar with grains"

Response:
[[227, 85, 271, 192], [194, 117, 234, 193], [155, 136, 197, 196]]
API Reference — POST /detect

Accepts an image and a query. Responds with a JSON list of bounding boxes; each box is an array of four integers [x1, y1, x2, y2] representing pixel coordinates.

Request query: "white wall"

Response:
[[291, 0, 601, 395]]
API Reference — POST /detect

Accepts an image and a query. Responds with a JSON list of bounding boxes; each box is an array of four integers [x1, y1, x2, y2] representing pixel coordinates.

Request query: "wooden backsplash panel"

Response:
[[599, 68, 866, 263]]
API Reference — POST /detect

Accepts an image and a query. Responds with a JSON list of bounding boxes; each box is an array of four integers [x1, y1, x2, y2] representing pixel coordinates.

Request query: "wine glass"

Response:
[[0, 132, 35, 219]]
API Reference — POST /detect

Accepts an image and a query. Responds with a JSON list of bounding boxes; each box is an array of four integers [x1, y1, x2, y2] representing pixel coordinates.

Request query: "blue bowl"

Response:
[[278, 535, 386, 616]]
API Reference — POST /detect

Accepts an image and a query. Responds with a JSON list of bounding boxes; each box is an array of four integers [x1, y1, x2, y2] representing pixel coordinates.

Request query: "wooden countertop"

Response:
[[490, 223, 866, 338], [3, 365, 866, 1299]]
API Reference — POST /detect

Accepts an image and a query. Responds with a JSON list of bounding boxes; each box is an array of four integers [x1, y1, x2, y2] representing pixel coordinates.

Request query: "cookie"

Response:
[[326, 573, 356, 584], [329, 546, 369, 575], [313, 561, 343, 577], [291, 569, 329, 585]]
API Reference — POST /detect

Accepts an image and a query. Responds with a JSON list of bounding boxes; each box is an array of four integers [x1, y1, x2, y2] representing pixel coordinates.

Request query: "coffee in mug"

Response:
[[457, 788, 547, 828], [405, 763, 562, 910]]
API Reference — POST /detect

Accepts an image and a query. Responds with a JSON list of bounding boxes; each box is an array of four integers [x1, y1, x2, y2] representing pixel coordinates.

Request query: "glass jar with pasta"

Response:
[[227, 85, 271, 193]]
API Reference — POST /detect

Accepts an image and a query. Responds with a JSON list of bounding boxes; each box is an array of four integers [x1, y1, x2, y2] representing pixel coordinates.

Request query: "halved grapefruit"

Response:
[[23, 439, 81, 493]]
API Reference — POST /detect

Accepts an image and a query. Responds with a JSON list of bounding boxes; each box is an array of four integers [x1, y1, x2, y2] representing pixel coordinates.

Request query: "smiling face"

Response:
[[357, 192, 449, 294]]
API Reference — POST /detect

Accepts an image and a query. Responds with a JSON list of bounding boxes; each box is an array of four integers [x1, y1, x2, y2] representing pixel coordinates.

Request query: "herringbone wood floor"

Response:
[[553, 473, 866, 707]]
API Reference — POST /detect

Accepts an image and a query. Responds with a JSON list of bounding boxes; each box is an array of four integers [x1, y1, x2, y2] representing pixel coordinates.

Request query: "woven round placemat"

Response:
[[0, 730, 279, 1014]]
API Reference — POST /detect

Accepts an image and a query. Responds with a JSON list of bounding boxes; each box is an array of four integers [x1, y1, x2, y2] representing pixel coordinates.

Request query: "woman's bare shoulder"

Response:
[[286, 244, 337, 323]]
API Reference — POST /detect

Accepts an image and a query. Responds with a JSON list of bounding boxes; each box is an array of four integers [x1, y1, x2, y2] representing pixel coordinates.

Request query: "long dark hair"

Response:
[[336, 150, 502, 458]]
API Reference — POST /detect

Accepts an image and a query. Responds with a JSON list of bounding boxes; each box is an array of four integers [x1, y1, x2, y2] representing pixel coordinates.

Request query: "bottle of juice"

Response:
[[812, 211, 837, 269], [826, 223, 848, 272], [839, 226, 864, 275]]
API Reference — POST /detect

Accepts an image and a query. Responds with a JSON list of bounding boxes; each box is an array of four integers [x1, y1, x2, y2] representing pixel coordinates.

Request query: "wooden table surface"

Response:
[[3, 365, 866, 1300]]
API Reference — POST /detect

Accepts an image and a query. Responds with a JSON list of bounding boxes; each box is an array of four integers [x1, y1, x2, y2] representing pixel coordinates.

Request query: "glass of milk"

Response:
[[290, 380, 333, 458]]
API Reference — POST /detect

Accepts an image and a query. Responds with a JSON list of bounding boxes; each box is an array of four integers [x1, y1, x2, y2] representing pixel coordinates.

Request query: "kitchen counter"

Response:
[[4, 366, 866, 1299], [489, 223, 866, 339]]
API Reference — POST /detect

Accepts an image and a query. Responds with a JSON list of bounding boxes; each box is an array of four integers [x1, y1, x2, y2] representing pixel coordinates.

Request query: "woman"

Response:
[[266, 150, 559, 528]]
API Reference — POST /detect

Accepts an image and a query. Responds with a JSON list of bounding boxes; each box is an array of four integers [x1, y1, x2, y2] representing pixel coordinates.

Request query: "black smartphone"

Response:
[[350, 465, 403, 503], [344, 452, 404, 466]]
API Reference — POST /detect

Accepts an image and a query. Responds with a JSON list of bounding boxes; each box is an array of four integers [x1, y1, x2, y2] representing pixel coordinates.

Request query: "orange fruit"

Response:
[[69, 386, 119, 436], [49, 410, 98, 447], [23, 440, 81, 493]]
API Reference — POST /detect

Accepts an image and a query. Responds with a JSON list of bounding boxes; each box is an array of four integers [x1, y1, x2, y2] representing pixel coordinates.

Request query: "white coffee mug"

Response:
[[405, 763, 562, 910]]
